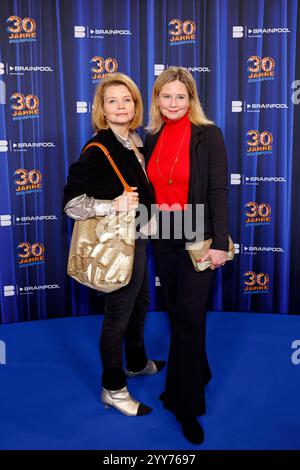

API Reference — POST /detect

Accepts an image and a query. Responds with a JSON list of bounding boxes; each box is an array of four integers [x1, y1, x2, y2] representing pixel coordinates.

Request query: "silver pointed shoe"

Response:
[[101, 386, 152, 416], [125, 360, 166, 377]]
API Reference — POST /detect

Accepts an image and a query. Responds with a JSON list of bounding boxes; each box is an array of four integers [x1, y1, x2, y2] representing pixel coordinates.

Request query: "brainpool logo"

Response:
[[0, 140, 8, 151], [232, 101, 243, 112], [90, 56, 118, 83], [74, 25, 132, 39], [244, 202, 271, 226], [247, 56, 275, 82], [1, 139, 55, 152], [3, 284, 60, 296], [76, 101, 89, 113], [231, 173, 286, 186], [233, 25, 290, 38], [243, 271, 270, 294], [3, 285, 15, 296], [168, 19, 196, 45], [154, 64, 165, 76], [14, 141, 55, 151], [6, 16, 37, 43], [233, 243, 240, 254], [0, 215, 11, 226], [15, 215, 58, 224], [230, 174, 241, 185], [74, 26, 85, 38], [1, 62, 53, 76], [0, 341, 6, 365], [154, 64, 210, 76], [1, 213, 58, 226], [10, 92, 39, 120], [232, 100, 288, 112], [239, 244, 284, 255], [0, 214, 58, 227]]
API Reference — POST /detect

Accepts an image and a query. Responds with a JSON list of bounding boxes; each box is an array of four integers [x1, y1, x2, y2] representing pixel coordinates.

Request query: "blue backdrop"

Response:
[[0, 0, 299, 323]]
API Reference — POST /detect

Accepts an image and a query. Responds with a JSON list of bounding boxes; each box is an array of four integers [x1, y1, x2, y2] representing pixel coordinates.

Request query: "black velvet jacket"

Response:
[[144, 124, 229, 251], [63, 128, 154, 216]]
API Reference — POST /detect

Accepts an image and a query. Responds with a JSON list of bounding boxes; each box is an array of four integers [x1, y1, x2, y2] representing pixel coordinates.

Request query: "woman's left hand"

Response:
[[200, 249, 227, 270]]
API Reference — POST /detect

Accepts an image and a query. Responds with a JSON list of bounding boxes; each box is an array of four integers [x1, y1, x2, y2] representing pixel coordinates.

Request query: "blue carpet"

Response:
[[0, 311, 299, 450]]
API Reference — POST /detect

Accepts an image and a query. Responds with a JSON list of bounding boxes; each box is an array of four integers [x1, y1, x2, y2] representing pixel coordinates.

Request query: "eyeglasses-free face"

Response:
[[156, 80, 189, 121], [103, 85, 135, 130]]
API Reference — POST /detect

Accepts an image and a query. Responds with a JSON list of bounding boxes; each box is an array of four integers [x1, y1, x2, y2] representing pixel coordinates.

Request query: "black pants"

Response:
[[153, 237, 215, 417], [100, 238, 149, 390]]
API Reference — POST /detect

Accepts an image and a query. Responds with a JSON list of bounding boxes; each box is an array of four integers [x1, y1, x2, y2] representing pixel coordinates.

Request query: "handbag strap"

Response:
[[83, 142, 132, 192]]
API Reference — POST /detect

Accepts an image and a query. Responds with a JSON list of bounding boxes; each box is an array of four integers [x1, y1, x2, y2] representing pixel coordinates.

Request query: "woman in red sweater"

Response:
[[144, 67, 229, 444]]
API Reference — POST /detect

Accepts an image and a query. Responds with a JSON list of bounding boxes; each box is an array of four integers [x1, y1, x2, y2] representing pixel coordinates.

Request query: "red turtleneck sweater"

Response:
[[147, 112, 191, 210]]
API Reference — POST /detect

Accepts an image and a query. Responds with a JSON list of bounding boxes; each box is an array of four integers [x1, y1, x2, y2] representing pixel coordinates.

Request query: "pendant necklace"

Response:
[[155, 125, 188, 185]]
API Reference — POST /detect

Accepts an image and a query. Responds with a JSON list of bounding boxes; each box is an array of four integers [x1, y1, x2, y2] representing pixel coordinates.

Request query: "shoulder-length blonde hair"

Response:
[[147, 66, 214, 134], [92, 73, 143, 132]]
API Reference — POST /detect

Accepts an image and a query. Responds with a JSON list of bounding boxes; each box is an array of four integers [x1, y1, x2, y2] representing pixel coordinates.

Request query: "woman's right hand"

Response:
[[112, 187, 139, 212]]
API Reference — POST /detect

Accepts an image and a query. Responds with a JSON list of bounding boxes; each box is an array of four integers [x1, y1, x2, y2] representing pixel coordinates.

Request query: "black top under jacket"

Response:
[[63, 128, 154, 218], [143, 124, 229, 251]]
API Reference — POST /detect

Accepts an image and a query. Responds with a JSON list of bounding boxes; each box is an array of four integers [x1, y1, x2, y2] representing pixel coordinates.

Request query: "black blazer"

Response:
[[63, 128, 154, 216], [144, 124, 229, 251]]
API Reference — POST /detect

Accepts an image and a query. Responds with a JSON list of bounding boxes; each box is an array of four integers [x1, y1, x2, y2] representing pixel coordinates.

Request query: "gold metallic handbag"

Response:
[[187, 235, 235, 272], [67, 143, 135, 292]]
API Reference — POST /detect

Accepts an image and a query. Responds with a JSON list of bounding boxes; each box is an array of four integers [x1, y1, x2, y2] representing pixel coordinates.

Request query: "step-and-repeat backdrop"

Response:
[[0, 0, 300, 323]]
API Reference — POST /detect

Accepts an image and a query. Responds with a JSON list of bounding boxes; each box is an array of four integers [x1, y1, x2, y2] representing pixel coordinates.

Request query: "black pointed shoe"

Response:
[[125, 360, 166, 377], [176, 416, 204, 444]]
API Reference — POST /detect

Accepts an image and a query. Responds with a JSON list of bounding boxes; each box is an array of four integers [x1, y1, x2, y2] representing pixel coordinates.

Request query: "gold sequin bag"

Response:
[[67, 143, 135, 292]]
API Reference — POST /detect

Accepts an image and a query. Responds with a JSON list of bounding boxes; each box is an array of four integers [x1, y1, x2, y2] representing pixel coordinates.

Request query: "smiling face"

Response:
[[103, 84, 135, 130], [156, 80, 189, 121]]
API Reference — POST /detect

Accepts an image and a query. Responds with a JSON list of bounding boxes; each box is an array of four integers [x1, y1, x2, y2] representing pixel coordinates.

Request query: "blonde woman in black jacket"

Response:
[[144, 67, 229, 444], [64, 73, 165, 417]]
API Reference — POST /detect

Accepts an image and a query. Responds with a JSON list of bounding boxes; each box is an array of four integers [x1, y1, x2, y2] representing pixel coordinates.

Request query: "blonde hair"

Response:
[[147, 66, 214, 133], [92, 73, 143, 132]]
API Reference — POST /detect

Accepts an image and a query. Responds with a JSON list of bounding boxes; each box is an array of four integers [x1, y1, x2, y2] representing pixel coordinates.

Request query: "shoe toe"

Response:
[[125, 359, 166, 377], [177, 416, 204, 444], [137, 403, 152, 416], [152, 360, 166, 373]]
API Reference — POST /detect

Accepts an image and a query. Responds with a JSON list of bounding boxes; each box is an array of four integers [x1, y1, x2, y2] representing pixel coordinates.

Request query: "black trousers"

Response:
[[100, 238, 149, 390], [153, 237, 215, 417]]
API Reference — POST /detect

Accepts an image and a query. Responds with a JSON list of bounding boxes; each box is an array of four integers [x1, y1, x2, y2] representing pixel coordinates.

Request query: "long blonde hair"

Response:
[[92, 73, 143, 132], [147, 66, 214, 134]]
